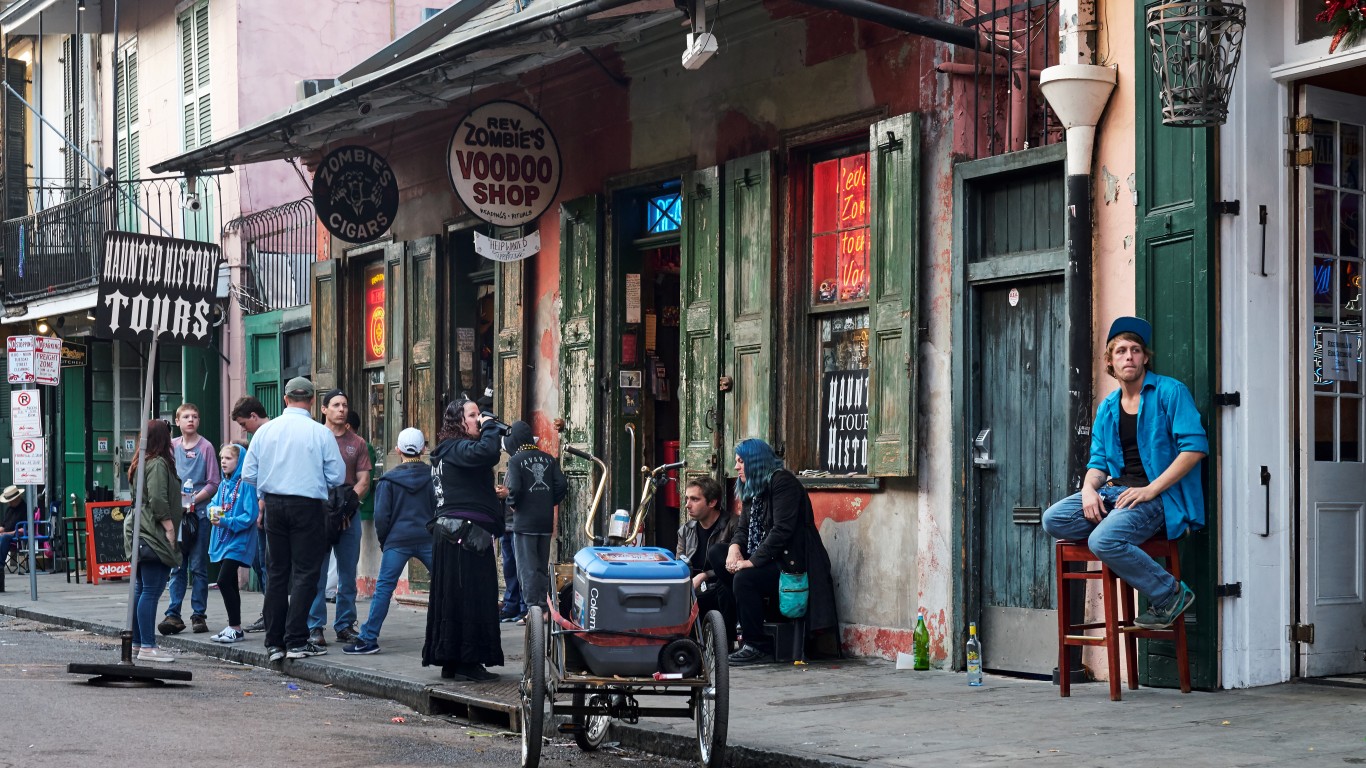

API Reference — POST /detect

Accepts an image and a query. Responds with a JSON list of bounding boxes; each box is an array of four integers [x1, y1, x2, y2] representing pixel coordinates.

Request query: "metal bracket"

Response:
[[1213, 392, 1241, 407], [1214, 582, 1242, 598], [1213, 200, 1240, 215], [1289, 623, 1315, 644]]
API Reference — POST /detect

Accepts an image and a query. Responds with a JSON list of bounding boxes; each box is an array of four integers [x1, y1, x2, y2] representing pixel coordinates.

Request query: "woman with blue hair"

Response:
[[722, 438, 839, 665]]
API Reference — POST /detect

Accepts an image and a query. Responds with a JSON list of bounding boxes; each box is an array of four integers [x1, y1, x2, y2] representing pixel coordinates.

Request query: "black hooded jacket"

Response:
[[431, 420, 505, 535], [503, 421, 568, 535], [373, 460, 436, 550]]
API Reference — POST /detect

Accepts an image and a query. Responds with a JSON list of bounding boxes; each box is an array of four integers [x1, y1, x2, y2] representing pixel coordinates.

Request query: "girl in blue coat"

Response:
[[207, 442, 259, 643]]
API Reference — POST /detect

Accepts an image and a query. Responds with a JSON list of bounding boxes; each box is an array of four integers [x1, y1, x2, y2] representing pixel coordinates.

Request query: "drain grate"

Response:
[[769, 689, 904, 706]]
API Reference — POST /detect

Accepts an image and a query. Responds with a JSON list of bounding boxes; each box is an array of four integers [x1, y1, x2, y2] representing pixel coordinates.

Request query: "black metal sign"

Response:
[[819, 369, 869, 474], [96, 232, 223, 347], [313, 145, 399, 243]]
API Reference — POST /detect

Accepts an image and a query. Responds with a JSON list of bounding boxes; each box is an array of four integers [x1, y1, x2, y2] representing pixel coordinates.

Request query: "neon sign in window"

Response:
[[647, 192, 681, 234], [810, 152, 870, 305]]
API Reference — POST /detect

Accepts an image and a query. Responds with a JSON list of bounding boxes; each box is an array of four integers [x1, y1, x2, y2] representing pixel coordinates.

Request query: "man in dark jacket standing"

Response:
[[344, 428, 435, 655], [503, 421, 567, 618]]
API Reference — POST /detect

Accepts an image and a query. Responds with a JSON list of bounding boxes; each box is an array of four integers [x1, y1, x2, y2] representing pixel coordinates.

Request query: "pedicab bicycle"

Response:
[[519, 446, 728, 768]]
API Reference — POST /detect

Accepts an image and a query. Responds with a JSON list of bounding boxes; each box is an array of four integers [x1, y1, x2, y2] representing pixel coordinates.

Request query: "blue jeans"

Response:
[[1042, 485, 1179, 608], [358, 543, 433, 644], [166, 514, 210, 619], [134, 560, 171, 648], [309, 516, 361, 632], [500, 532, 525, 616], [0, 531, 14, 560]]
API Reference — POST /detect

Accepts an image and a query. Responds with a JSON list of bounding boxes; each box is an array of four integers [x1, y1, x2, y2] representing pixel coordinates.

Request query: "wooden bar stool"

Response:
[[1055, 537, 1192, 701]]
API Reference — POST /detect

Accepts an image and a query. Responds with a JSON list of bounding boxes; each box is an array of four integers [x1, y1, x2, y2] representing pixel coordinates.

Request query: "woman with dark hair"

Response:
[[722, 438, 839, 666], [123, 419, 184, 663], [422, 397, 507, 682]]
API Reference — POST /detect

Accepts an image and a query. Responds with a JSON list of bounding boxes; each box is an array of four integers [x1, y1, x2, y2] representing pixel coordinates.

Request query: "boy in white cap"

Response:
[[344, 427, 435, 655], [1042, 316, 1207, 629]]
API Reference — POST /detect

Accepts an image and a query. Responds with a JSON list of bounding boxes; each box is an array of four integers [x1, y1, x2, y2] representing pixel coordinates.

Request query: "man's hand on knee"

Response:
[[1082, 487, 1106, 524]]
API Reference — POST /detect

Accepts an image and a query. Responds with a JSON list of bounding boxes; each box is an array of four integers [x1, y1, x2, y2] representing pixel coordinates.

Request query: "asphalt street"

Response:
[[0, 614, 695, 768]]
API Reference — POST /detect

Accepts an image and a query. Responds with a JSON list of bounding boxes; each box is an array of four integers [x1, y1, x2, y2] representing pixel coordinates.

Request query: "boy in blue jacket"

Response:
[[344, 428, 435, 655]]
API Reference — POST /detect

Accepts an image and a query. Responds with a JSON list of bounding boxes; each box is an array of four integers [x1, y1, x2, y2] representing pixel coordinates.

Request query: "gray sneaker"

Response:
[[286, 642, 328, 659], [1134, 582, 1195, 629], [266, 646, 286, 663]]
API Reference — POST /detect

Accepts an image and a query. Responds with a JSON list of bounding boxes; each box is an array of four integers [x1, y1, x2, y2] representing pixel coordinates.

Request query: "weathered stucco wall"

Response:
[[334, 0, 959, 661]]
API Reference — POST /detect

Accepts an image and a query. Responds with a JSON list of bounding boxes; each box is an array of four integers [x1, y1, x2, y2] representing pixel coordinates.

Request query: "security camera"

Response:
[[182, 192, 202, 212]]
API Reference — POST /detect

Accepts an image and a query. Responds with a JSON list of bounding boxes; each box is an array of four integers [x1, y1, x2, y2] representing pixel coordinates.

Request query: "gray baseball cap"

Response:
[[396, 427, 426, 456], [284, 376, 315, 398]]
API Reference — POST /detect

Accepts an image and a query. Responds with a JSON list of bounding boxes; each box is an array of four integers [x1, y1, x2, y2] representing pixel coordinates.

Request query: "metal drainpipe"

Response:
[[787, 0, 1011, 55]]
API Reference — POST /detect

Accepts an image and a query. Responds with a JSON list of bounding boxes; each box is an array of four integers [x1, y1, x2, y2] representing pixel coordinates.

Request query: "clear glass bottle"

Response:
[[966, 622, 983, 686]]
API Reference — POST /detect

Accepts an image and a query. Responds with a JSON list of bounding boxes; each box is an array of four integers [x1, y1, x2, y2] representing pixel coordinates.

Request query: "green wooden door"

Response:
[[494, 253, 526, 429], [384, 242, 406, 466], [405, 237, 439, 456], [312, 259, 341, 396], [560, 195, 602, 552], [1136, 0, 1217, 691], [679, 167, 723, 482], [723, 152, 775, 459], [244, 310, 284, 417]]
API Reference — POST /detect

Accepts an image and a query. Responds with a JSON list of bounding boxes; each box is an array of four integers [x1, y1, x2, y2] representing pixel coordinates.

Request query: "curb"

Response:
[[2, 603, 857, 768]]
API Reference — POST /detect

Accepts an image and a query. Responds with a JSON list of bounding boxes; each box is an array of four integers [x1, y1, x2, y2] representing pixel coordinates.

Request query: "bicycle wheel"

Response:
[[520, 606, 546, 768], [696, 610, 729, 768], [572, 691, 611, 751]]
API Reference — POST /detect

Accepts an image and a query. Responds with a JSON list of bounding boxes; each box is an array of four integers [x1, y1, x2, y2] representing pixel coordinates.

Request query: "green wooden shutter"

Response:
[[179, 2, 210, 151], [559, 195, 602, 548], [384, 242, 406, 462], [723, 152, 775, 457], [679, 166, 723, 479], [1135, 0, 1216, 691], [4, 58, 28, 219], [311, 259, 340, 394], [63, 36, 82, 186], [182, 344, 221, 443], [244, 309, 284, 418], [406, 237, 439, 446], [494, 255, 526, 425], [866, 113, 921, 476]]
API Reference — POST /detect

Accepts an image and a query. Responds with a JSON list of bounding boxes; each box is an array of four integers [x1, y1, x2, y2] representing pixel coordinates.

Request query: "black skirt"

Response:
[[421, 525, 504, 668]]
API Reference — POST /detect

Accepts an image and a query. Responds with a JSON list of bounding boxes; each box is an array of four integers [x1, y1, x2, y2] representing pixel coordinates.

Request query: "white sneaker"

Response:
[[137, 647, 176, 663], [210, 627, 245, 644]]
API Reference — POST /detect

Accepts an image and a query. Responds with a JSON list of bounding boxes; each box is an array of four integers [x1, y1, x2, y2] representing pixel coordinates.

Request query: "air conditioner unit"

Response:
[[296, 78, 341, 101]]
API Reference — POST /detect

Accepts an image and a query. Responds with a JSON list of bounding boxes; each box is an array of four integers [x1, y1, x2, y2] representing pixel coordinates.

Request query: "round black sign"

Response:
[[313, 145, 399, 243]]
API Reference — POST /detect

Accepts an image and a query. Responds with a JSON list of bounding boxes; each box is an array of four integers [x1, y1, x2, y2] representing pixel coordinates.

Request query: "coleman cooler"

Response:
[[569, 546, 694, 676]]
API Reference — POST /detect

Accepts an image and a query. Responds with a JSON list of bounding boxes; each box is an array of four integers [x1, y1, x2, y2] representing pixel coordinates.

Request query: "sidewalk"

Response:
[[3, 571, 1365, 767]]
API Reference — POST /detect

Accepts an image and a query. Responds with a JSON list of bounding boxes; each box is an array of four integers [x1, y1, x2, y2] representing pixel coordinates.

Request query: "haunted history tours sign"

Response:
[[820, 369, 869, 474], [448, 101, 561, 227], [314, 145, 400, 243], [96, 232, 223, 347]]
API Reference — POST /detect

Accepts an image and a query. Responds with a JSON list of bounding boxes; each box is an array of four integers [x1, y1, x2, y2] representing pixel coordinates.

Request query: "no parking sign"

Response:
[[13, 436, 45, 484]]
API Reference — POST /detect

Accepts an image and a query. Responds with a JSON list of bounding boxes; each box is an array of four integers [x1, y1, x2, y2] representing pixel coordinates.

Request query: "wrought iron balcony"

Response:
[[0, 177, 222, 305], [224, 196, 316, 314]]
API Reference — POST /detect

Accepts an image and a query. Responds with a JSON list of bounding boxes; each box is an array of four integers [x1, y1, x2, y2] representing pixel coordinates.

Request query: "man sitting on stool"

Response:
[[676, 476, 737, 647], [1042, 316, 1207, 629]]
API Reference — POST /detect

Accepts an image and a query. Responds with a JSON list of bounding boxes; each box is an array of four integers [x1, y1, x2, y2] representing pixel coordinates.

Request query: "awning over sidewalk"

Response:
[[150, 0, 681, 174]]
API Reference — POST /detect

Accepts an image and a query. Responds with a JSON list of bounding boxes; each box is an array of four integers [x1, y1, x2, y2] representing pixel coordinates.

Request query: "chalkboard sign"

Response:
[[85, 501, 131, 583], [819, 369, 870, 474]]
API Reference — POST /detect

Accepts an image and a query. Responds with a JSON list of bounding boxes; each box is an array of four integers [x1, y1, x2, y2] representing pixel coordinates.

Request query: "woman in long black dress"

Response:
[[422, 398, 506, 682]]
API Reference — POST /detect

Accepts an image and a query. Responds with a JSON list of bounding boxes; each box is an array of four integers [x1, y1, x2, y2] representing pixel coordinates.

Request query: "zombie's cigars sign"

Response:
[[96, 232, 223, 347], [448, 101, 561, 227], [314, 145, 399, 243]]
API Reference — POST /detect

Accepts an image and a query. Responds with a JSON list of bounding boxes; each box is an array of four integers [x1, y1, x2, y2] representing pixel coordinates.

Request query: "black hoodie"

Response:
[[431, 420, 505, 535], [503, 421, 567, 534], [373, 460, 436, 550]]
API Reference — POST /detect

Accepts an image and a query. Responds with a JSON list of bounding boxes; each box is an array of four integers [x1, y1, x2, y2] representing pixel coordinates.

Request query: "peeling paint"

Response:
[[1123, 234, 1133, 250], [1101, 165, 1120, 205]]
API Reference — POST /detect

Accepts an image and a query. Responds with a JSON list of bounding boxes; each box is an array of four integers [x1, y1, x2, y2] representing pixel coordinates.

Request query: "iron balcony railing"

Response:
[[0, 176, 223, 305], [223, 196, 316, 314]]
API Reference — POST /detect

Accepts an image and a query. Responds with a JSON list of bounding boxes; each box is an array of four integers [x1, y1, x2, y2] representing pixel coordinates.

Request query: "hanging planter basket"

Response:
[[1146, 1, 1247, 128]]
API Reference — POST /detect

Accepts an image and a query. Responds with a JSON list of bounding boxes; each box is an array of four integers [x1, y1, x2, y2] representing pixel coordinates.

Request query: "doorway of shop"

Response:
[[1296, 85, 1366, 678], [609, 182, 684, 552]]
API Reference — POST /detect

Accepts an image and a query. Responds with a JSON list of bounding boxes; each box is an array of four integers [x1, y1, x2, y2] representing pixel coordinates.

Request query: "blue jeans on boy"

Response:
[[358, 544, 433, 644], [309, 516, 361, 633], [1042, 484, 1179, 608], [134, 560, 171, 648], [500, 532, 525, 617], [166, 514, 209, 619]]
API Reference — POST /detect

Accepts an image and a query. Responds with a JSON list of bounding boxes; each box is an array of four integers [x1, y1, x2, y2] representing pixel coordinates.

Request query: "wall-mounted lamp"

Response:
[[78, 0, 87, 10], [36, 319, 49, 334], [86, 310, 96, 322]]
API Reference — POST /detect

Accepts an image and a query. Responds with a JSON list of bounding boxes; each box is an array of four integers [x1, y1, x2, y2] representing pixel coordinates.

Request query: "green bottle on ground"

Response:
[[912, 611, 929, 670], [966, 622, 983, 686]]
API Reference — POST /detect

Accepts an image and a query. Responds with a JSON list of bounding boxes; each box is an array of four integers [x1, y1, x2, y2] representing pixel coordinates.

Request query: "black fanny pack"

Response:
[[429, 516, 493, 553]]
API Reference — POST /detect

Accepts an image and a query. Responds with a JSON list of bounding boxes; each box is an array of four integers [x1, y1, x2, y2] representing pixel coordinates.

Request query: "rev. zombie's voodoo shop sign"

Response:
[[96, 232, 223, 347], [448, 101, 561, 227]]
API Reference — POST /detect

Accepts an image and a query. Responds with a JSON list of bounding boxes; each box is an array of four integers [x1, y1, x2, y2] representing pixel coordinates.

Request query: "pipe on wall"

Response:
[[788, 0, 1011, 56]]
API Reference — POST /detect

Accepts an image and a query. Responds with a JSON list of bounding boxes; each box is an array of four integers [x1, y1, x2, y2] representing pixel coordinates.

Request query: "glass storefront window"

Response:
[[810, 152, 871, 307]]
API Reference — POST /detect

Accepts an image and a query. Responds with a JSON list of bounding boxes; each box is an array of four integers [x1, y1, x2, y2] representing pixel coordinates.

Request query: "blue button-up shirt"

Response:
[[242, 406, 344, 501], [1088, 372, 1209, 540]]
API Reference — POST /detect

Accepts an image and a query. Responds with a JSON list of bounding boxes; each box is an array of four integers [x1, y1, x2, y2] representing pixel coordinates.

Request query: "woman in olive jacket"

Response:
[[123, 419, 183, 663], [723, 438, 839, 666]]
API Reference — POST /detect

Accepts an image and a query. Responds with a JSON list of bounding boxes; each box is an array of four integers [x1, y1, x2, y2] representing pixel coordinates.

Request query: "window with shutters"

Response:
[[178, 1, 211, 152], [3, 57, 29, 220], [62, 36, 88, 190], [115, 43, 139, 229]]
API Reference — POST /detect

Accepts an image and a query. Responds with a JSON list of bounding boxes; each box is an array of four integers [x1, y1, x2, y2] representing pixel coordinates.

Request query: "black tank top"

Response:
[[1115, 408, 1150, 487]]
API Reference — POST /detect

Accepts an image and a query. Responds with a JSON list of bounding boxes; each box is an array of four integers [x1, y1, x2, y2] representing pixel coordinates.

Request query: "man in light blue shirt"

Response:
[[243, 377, 344, 661], [1042, 317, 1207, 630]]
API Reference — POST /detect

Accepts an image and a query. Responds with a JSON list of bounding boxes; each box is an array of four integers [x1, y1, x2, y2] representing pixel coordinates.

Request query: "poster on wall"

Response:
[[447, 101, 562, 227], [96, 232, 223, 347], [313, 145, 400, 243], [819, 369, 869, 474]]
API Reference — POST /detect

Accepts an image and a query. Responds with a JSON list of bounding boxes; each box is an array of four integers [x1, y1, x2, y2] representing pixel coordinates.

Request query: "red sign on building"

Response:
[[363, 265, 386, 365]]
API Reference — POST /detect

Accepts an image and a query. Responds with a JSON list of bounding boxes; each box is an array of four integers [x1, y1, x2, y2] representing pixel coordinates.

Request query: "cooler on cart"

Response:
[[569, 546, 694, 677]]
